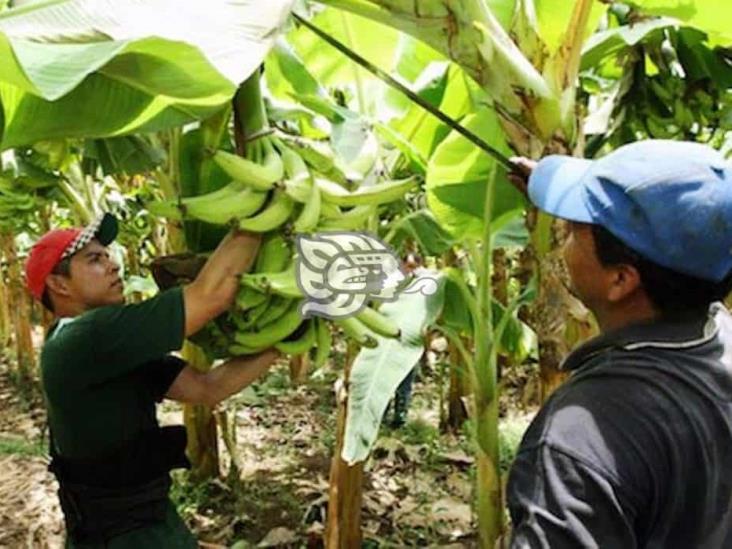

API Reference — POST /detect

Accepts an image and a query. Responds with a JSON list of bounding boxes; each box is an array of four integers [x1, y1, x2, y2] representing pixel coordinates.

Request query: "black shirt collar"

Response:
[[562, 304, 721, 371]]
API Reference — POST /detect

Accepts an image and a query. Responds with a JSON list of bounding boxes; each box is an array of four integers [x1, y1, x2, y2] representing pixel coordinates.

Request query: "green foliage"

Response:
[[0, 0, 294, 149], [83, 135, 166, 176], [426, 108, 524, 240], [0, 435, 46, 457], [581, 17, 680, 70], [582, 13, 732, 154], [386, 209, 456, 256], [343, 273, 446, 464], [630, 0, 732, 46]]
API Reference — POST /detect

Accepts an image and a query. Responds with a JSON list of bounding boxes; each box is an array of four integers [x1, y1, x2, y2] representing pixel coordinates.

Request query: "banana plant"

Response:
[[296, 1, 602, 415], [297, 2, 732, 545]]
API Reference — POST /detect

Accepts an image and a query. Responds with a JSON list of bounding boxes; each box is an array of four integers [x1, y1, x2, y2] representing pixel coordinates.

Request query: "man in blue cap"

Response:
[[506, 140, 732, 548]]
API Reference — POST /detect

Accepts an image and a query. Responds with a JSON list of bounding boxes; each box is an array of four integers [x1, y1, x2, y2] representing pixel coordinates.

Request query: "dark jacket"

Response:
[[508, 303, 732, 548]]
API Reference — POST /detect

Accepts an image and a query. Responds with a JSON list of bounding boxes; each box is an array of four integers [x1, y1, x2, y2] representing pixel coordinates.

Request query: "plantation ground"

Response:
[[0, 343, 536, 548]]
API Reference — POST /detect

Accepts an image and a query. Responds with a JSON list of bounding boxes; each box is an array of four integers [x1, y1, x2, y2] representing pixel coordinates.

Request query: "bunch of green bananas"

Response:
[[193, 230, 402, 366], [0, 176, 38, 220], [147, 134, 418, 233], [152, 135, 414, 363]]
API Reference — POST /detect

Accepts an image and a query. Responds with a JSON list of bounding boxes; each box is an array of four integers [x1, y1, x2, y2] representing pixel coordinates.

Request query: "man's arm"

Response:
[[182, 229, 261, 337], [164, 349, 279, 407], [508, 443, 639, 548]]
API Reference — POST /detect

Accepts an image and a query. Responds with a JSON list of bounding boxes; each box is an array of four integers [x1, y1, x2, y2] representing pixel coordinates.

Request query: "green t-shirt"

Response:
[[43, 287, 196, 547], [41, 287, 186, 459]]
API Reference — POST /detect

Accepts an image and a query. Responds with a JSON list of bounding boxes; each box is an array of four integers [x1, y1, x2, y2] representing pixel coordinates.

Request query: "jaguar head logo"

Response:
[[295, 232, 407, 319]]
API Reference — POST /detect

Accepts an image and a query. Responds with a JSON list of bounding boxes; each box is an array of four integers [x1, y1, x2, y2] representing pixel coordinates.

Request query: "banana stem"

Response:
[[160, 128, 186, 253], [471, 163, 503, 548], [234, 71, 269, 142], [57, 177, 93, 224]]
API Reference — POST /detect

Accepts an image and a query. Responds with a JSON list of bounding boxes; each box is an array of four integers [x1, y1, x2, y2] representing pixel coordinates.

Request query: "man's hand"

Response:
[[507, 157, 537, 198]]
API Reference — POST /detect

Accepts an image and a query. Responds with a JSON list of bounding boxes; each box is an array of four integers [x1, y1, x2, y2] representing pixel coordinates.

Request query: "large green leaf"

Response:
[[0, 0, 294, 148], [316, 0, 559, 136], [84, 135, 166, 176], [581, 17, 680, 70], [387, 209, 456, 256], [426, 108, 525, 239], [285, 6, 403, 115], [630, 0, 732, 46], [343, 272, 446, 464], [390, 65, 471, 171]]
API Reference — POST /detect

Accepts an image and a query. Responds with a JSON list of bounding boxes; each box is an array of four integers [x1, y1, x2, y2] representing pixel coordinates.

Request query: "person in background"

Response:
[[506, 140, 732, 548], [25, 214, 279, 548]]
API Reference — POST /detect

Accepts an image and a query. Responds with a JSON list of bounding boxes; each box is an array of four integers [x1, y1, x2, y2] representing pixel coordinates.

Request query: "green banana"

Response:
[[284, 177, 312, 203], [317, 205, 375, 231], [147, 183, 268, 225], [334, 317, 378, 349], [355, 306, 401, 338], [275, 320, 317, 355], [213, 144, 283, 191], [147, 199, 183, 221], [320, 201, 342, 219], [186, 187, 268, 225], [254, 233, 291, 273], [228, 343, 265, 356], [253, 295, 294, 327], [316, 176, 418, 207], [232, 296, 272, 331], [146, 183, 242, 221], [236, 286, 268, 311], [241, 265, 303, 298], [279, 136, 348, 184], [238, 190, 294, 232], [293, 179, 321, 233], [312, 318, 332, 368], [280, 142, 310, 182], [234, 300, 303, 349]]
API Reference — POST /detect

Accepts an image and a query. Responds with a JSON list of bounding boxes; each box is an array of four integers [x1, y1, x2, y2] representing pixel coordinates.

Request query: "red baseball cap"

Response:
[[25, 213, 118, 300]]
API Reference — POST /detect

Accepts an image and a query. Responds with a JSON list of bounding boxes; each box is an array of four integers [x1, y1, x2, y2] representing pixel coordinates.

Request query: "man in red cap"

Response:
[[26, 213, 279, 548]]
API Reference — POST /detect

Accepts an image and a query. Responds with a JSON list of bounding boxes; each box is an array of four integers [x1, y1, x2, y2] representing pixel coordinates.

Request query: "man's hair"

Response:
[[41, 256, 72, 313], [591, 224, 732, 319]]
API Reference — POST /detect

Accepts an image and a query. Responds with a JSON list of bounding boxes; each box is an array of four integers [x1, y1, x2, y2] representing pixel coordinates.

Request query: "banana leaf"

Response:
[[630, 0, 732, 46], [581, 17, 680, 70], [0, 0, 294, 149], [426, 107, 525, 240], [343, 272, 446, 464]]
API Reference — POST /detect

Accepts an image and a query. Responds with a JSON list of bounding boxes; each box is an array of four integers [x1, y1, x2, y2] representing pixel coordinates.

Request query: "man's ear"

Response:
[[607, 263, 642, 303], [45, 274, 72, 298]]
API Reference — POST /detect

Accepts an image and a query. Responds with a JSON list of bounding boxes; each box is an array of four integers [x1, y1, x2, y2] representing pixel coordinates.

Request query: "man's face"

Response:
[[64, 240, 124, 309], [562, 222, 610, 311]]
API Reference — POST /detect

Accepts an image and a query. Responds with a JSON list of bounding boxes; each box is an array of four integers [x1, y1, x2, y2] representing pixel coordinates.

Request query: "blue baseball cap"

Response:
[[528, 140, 732, 282]]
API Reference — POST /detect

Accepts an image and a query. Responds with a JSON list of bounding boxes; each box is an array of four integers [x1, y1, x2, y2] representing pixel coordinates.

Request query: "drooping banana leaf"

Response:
[[0, 0, 294, 149], [581, 17, 681, 70], [343, 272, 446, 464]]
